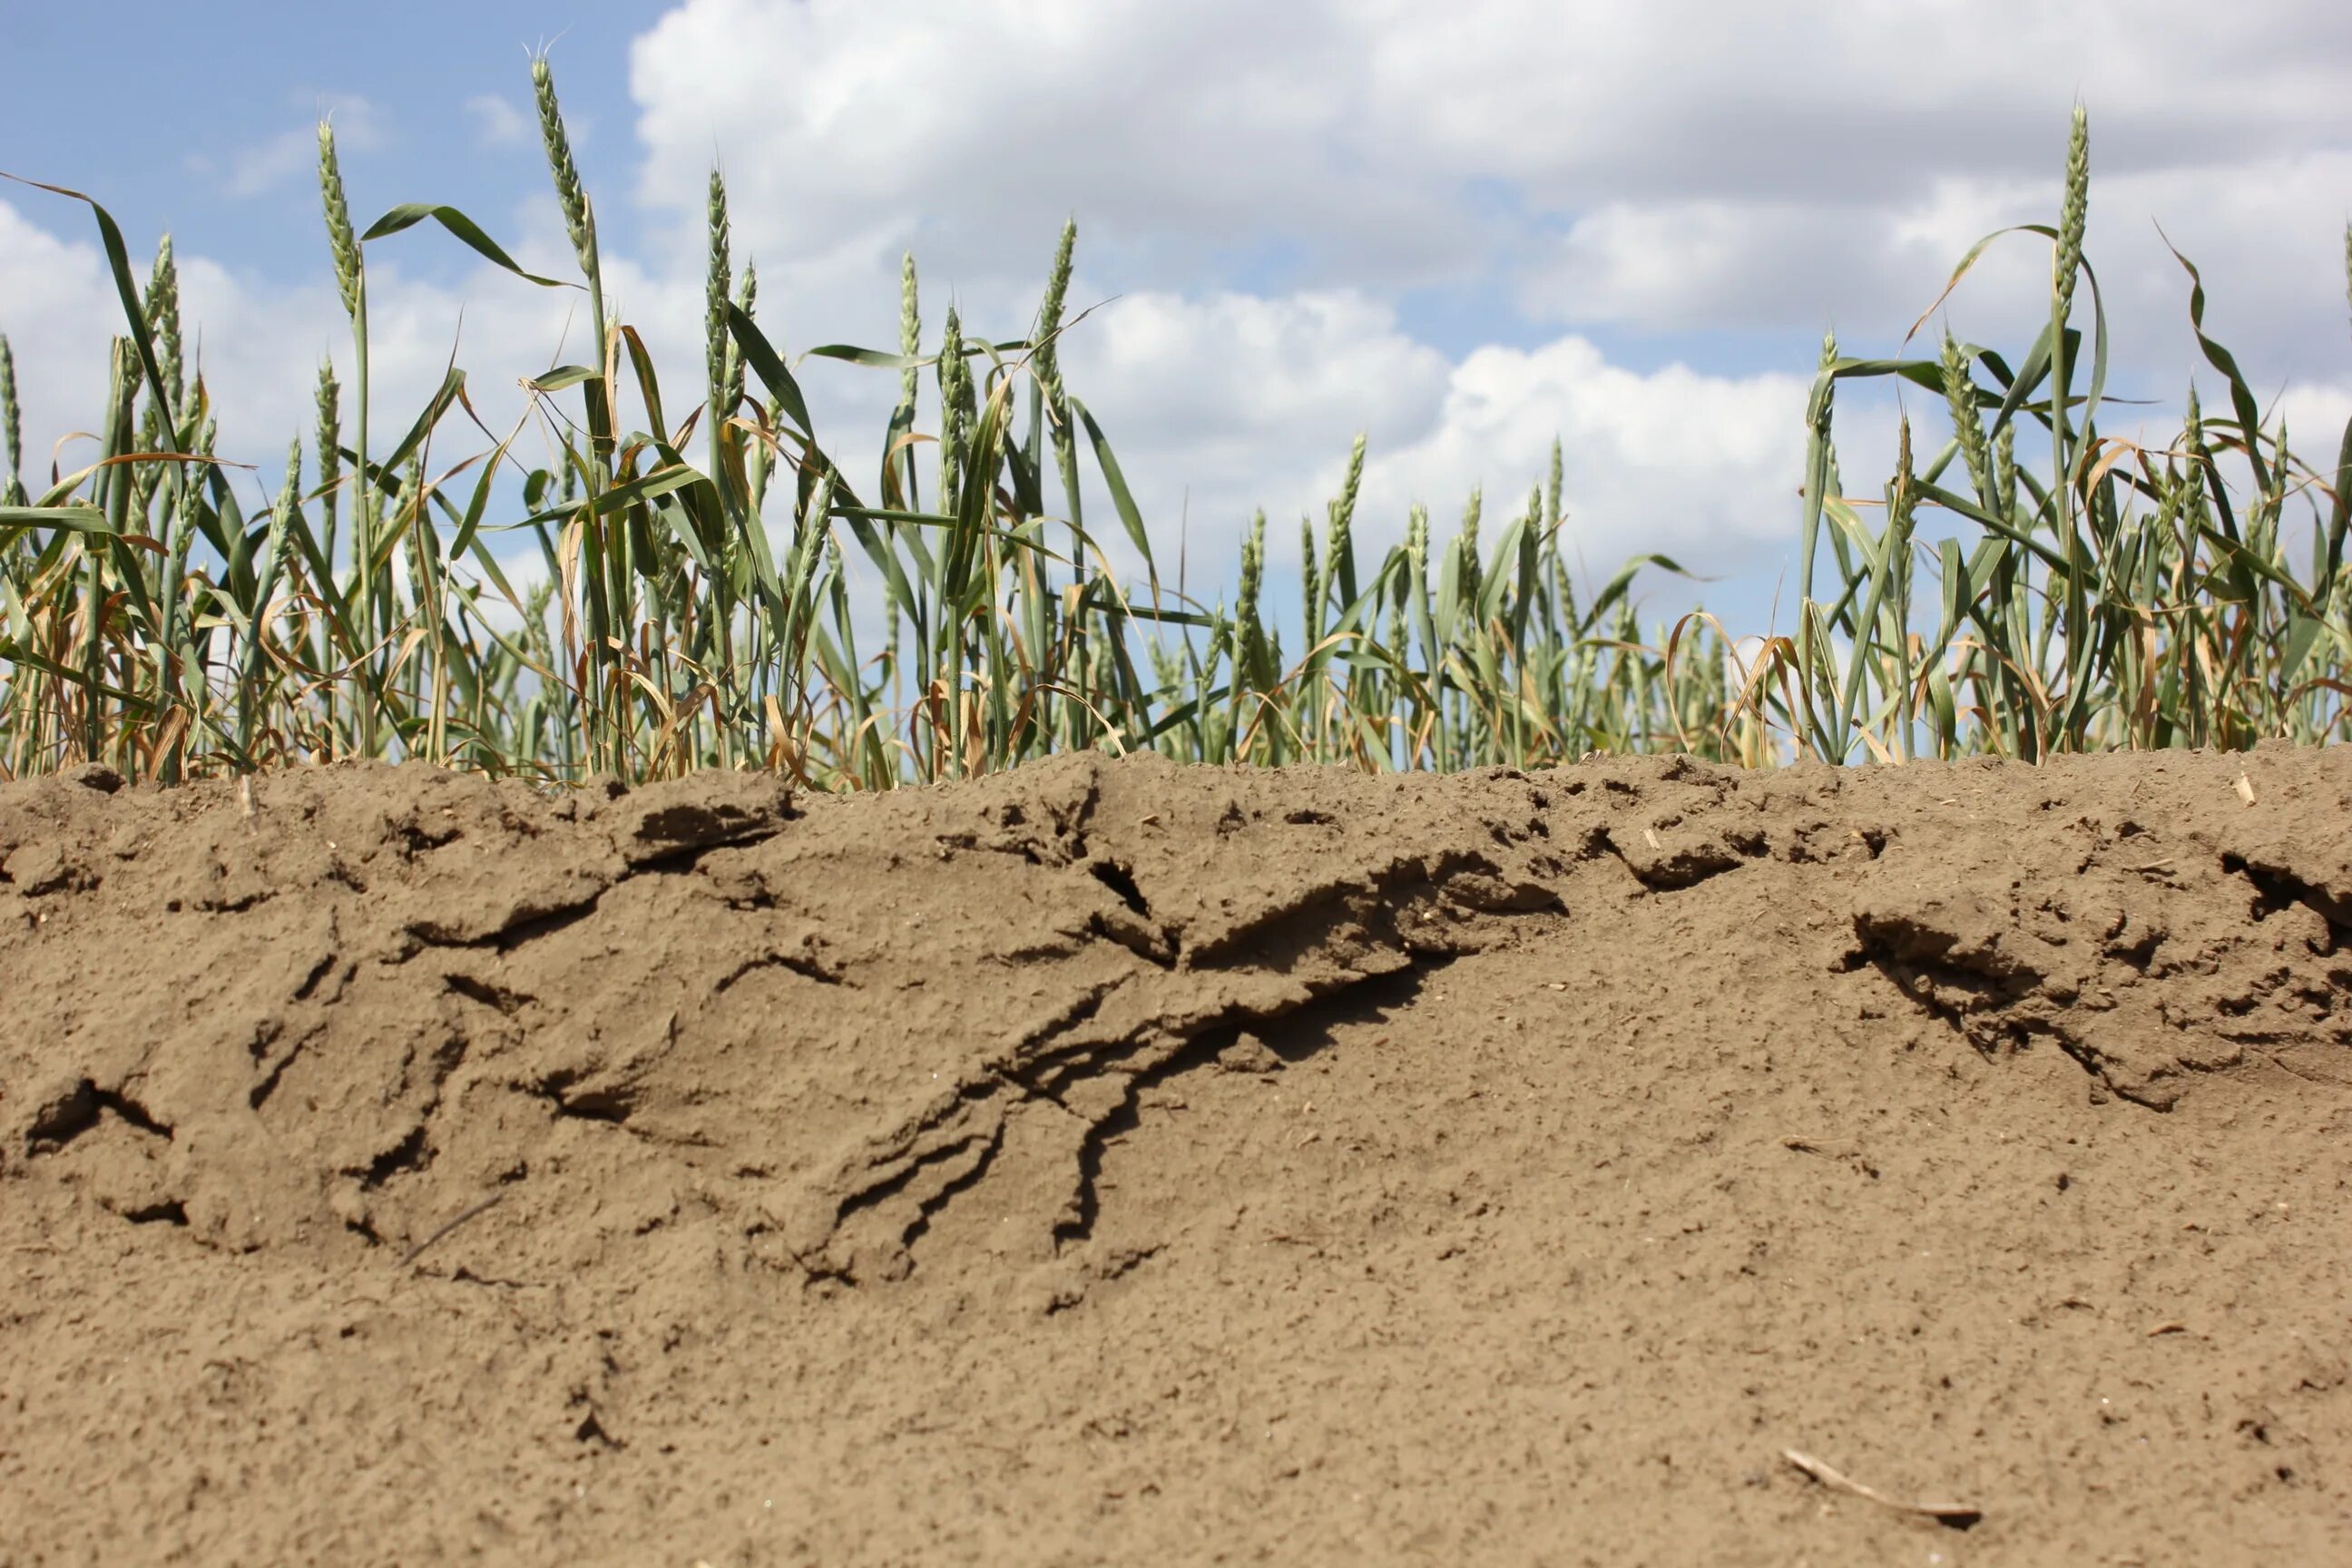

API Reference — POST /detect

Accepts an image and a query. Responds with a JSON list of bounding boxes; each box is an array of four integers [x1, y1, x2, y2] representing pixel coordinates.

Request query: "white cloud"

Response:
[[624, 2, 2352, 293], [1059, 289, 1448, 537], [1524, 150, 2352, 394], [223, 130, 318, 201], [1044, 293, 1812, 601], [466, 94, 532, 149], [1359, 338, 1811, 572], [215, 95, 384, 201], [1353, 0, 2351, 203], [626, 0, 1470, 289], [2278, 385, 2352, 454], [0, 200, 120, 487]]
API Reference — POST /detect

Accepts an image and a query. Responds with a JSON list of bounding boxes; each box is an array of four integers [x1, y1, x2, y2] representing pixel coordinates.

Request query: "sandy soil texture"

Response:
[[2, 747, 2347, 1565]]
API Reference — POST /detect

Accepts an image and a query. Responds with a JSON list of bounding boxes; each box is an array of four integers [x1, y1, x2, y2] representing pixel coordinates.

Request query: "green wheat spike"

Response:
[[1236, 508, 1267, 684], [532, 56, 596, 279], [1458, 487, 1483, 613], [937, 304, 968, 517], [142, 235, 184, 408], [1034, 217, 1075, 408], [1299, 514, 1318, 633], [1994, 418, 2018, 524], [1406, 504, 1429, 623], [0, 333, 24, 505], [2270, 411, 2288, 524], [1940, 331, 1994, 506], [133, 236, 184, 518], [1034, 219, 1084, 587], [1325, 431, 1367, 610], [2053, 106, 2089, 331], [2179, 385, 2210, 534], [316, 113, 375, 683], [724, 260, 753, 423], [317, 124, 361, 321], [1385, 579, 1409, 701], [898, 253, 921, 414], [314, 357, 341, 531], [2051, 103, 2090, 521], [704, 166, 732, 433]]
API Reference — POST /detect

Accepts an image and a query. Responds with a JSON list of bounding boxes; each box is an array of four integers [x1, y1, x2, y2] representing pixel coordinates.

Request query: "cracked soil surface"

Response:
[[2, 745, 2347, 1564]]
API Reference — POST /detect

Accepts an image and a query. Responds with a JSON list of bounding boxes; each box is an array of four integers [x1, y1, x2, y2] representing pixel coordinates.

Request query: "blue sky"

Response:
[[7, 5, 652, 286], [5, 1, 2350, 638]]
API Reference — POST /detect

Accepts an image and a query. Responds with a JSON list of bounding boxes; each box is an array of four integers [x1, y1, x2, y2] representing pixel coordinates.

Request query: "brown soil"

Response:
[[2, 747, 2347, 1565]]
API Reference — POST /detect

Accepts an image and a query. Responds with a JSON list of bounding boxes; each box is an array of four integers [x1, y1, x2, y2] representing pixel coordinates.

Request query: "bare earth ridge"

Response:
[[1, 746, 2347, 1565]]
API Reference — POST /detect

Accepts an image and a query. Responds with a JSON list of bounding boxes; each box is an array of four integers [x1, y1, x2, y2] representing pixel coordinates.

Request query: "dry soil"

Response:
[[2, 746, 2347, 1565]]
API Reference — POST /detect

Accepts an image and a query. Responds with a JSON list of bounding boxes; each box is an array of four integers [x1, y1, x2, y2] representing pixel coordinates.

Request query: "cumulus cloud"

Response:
[[626, 0, 1471, 289], [1056, 290, 1448, 536], [1527, 151, 2352, 395], [980, 289, 1810, 603], [1338, 338, 1818, 618], [466, 94, 532, 149], [220, 131, 320, 201], [625, 2, 2351, 346], [0, 201, 122, 485], [1357, 0, 2351, 201], [201, 95, 387, 201]]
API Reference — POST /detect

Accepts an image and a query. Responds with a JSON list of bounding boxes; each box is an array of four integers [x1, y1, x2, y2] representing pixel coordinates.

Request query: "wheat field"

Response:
[[2, 77, 2346, 789]]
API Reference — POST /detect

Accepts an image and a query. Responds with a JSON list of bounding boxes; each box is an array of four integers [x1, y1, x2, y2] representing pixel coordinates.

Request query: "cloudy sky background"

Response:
[[4, 0, 2349, 633]]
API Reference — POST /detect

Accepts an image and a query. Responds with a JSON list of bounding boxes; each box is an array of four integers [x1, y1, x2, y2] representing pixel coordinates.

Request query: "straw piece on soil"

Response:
[[1781, 1447, 1983, 1528]]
